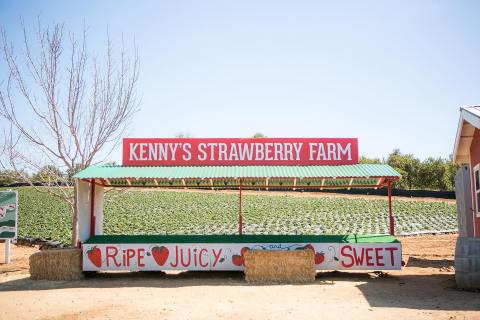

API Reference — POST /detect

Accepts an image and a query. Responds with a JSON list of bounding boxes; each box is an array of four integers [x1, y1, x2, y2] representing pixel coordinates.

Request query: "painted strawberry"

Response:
[[87, 246, 102, 268], [303, 244, 315, 251], [315, 252, 325, 265], [232, 254, 244, 266], [240, 247, 250, 257], [151, 246, 169, 266]]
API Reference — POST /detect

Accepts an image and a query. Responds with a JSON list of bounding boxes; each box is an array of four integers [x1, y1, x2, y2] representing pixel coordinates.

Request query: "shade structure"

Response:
[[73, 163, 400, 188], [73, 163, 401, 239]]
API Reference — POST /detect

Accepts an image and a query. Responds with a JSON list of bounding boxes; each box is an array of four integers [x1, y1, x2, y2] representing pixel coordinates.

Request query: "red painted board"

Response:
[[122, 138, 358, 166]]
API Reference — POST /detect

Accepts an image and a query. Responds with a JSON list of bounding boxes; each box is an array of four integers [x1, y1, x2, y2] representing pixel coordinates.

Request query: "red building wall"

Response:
[[470, 128, 480, 237]]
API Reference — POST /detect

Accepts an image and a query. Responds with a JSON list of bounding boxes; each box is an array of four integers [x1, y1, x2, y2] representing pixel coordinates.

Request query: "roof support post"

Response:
[[388, 179, 395, 236], [182, 179, 186, 190], [293, 178, 297, 191], [210, 179, 214, 190], [238, 179, 243, 235], [90, 179, 96, 238], [347, 178, 354, 190], [320, 178, 325, 190], [265, 177, 269, 191]]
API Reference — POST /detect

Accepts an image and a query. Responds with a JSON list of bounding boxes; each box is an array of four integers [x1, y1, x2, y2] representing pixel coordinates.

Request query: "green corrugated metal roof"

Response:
[[73, 164, 400, 180]]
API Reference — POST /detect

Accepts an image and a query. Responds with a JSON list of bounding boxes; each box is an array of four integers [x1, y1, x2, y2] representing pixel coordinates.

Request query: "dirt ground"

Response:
[[0, 234, 478, 320]]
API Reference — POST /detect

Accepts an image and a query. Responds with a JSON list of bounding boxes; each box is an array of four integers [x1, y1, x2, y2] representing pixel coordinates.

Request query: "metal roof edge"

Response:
[[461, 108, 480, 128], [453, 107, 480, 164], [453, 112, 465, 164], [73, 164, 401, 180]]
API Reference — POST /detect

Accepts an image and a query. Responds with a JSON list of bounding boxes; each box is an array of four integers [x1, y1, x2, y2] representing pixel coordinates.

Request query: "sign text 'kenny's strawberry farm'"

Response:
[[123, 138, 358, 166]]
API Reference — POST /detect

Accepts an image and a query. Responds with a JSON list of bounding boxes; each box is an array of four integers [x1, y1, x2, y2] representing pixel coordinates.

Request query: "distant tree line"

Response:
[[0, 137, 459, 192], [360, 149, 459, 191], [251, 133, 459, 191], [0, 165, 78, 185]]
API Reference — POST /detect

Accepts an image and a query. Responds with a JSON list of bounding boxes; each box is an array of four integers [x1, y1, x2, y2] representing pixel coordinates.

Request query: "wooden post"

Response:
[[388, 180, 395, 236], [90, 179, 96, 238], [239, 179, 243, 235], [4, 239, 10, 264]]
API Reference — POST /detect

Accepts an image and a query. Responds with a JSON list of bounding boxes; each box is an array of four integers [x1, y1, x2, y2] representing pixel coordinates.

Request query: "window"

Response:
[[475, 165, 480, 215]]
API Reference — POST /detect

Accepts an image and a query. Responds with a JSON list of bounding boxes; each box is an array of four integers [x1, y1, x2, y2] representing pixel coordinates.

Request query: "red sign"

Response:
[[122, 138, 358, 166]]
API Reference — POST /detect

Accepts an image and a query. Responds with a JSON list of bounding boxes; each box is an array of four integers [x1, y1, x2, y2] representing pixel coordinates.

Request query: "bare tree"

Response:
[[0, 20, 139, 246]]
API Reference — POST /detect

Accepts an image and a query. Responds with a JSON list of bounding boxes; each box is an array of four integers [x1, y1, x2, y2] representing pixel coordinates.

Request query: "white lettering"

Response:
[[129, 143, 139, 161], [218, 143, 228, 160], [148, 143, 158, 160], [169, 143, 179, 161], [264, 143, 273, 161], [139, 143, 148, 161], [198, 143, 207, 161], [238, 143, 253, 161], [284, 143, 293, 160], [158, 143, 168, 160], [293, 143, 303, 161], [274, 143, 283, 160], [182, 143, 192, 161], [255, 143, 265, 160], [317, 143, 326, 160], [327, 143, 337, 160], [208, 143, 217, 161], [229, 143, 239, 161], [337, 143, 351, 161], [309, 143, 316, 161]]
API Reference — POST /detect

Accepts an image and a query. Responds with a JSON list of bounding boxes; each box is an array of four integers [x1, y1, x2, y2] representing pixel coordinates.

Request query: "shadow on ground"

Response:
[[1, 269, 478, 312], [317, 270, 479, 311], [405, 256, 454, 268]]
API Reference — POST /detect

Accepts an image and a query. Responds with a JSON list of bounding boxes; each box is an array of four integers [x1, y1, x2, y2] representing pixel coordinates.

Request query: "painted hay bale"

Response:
[[29, 248, 83, 280], [244, 250, 315, 284]]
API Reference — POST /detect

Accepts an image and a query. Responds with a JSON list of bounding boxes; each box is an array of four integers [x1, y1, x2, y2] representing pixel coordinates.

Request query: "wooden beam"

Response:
[[87, 183, 390, 189]]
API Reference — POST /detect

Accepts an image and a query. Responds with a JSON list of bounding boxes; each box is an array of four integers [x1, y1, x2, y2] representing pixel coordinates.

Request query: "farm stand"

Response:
[[74, 138, 402, 272], [83, 234, 401, 271]]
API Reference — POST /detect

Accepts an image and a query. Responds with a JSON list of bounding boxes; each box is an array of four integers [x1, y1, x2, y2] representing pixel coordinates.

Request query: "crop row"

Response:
[[3, 187, 458, 244]]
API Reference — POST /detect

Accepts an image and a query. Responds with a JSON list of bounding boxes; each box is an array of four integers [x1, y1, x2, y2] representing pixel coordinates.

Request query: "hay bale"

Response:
[[244, 249, 315, 284], [29, 249, 83, 280]]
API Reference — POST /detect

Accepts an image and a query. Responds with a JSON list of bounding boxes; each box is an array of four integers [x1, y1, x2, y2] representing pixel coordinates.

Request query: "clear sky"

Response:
[[1, 0, 480, 163]]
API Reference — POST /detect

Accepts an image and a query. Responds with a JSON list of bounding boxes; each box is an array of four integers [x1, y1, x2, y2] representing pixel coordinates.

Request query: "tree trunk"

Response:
[[72, 182, 79, 247]]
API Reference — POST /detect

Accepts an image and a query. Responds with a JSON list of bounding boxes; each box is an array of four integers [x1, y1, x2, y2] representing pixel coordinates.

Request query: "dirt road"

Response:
[[0, 234, 478, 320]]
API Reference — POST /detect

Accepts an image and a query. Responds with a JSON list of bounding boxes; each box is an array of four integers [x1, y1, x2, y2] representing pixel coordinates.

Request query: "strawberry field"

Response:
[[5, 187, 457, 245]]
